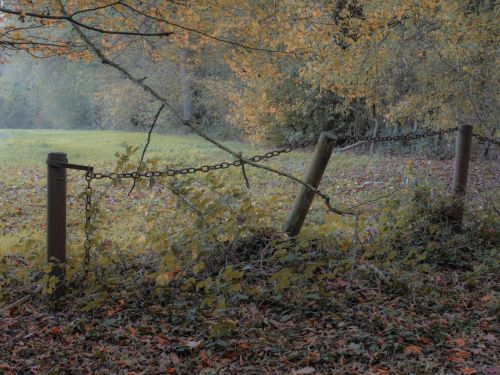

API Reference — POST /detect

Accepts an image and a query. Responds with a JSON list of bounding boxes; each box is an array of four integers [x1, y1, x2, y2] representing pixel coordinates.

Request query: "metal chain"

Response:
[[336, 126, 458, 144], [472, 133, 500, 147], [83, 170, 93, 282], [83, 127, 457, 181], [85, 140, 315, 181]]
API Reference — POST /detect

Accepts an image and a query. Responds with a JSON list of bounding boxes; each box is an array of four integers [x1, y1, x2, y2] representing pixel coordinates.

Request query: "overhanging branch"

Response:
[[58, 1, 351, 217], [0, 6, 173, 37]]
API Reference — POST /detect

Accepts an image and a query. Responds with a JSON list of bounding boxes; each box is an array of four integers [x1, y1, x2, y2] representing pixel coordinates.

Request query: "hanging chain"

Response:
[[84, 127, 458, 181], [85, 141, 315, 181], [336, 126, 458, 144], [83, 170, 93, 282], [472, 133, 500, 147]]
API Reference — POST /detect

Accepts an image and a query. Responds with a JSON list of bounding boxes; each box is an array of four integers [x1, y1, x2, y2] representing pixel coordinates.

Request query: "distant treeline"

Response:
[[0, 0, 497, 157]]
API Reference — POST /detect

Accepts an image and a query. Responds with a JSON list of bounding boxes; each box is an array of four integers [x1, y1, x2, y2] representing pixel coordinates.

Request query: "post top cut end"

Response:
[[47, 152, 67, 161]]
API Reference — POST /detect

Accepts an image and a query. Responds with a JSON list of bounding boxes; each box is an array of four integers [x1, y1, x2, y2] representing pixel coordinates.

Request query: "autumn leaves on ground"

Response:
[[0, 130, 499, 374]]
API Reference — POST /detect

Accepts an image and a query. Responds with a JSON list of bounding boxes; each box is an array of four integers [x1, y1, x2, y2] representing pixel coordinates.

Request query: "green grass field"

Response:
[[0, 129, 251, 166], [0, 128, 382, 173]]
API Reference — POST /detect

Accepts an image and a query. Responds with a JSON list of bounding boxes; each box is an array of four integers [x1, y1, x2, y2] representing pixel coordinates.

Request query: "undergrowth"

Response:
[[1, 144, 499, 374]]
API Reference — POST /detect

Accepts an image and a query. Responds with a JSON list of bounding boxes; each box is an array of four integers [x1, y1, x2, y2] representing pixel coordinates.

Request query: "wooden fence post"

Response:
[[282, 133, 337, 237], [47, 152, 67, 298], [450, 124, 473, 232]]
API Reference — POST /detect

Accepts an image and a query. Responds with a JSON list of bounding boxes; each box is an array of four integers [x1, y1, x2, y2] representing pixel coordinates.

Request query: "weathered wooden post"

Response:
[[283, 133, 337, 236], [47, 152, 67, 298], [450, 124, 473, 232]]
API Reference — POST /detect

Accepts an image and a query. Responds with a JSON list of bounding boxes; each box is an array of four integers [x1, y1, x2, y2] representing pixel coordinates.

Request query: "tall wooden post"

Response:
[[451, 124, 473, 231], [47, 152, 67, 298], [283, 133, 337, 236]]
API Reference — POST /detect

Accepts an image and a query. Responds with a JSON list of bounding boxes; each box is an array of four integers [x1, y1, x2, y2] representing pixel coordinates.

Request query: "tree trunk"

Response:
[[370, 104, 379, 154], [179, 49, 193, 122]]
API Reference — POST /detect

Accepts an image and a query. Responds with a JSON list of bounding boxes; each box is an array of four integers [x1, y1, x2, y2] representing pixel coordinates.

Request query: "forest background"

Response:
[[0, 0, 497, 150]]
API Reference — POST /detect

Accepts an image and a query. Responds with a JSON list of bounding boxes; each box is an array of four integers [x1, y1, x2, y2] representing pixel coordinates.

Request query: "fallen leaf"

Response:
[[179, 339, 202, 349], [297, 367, 315, 374], [170, 352, 181, 365], [239, 341, 250, 350], [448, 350, 469, 363], [480, 294, 493, 303], [303, 351, 320, 364], [370, 366, 390, 375], [461, 368, 477, 375], [335, 339, 346, 347], [418, 337, 432, 346], [157, 336, 169, 347], [455, 338, 466, 347], [404, 345, 422, 356], [199, 350, 210, 365]]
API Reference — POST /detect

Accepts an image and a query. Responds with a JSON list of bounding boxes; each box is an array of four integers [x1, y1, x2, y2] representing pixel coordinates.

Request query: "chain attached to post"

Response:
[[81, 127, 459, 183], [472, 133, 500, 146], [83, 143, 315, 181], [83, 169, 93, 283]]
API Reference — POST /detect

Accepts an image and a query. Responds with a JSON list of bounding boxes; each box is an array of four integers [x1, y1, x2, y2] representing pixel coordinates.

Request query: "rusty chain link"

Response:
[[472, 132, 500, 147]]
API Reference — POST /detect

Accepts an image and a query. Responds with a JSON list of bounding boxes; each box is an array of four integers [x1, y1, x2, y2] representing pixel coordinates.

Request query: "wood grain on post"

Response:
[[450, 124, 473, 231], [283, 133, 337, 237], [47, 152, 67, 298]]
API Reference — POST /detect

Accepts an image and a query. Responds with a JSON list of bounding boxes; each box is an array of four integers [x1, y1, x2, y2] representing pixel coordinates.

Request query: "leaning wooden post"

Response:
[[283, 133, 337, 237], [47, 152, 67, 298], [450, 124, 473, 232]]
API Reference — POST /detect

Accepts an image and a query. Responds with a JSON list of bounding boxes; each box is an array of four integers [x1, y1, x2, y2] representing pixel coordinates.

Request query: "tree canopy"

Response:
[[0, 1, 497, 141]]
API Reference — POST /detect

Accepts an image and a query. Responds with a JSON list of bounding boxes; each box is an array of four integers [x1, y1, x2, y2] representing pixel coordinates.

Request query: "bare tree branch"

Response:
[[0, 6, 173, 37], [117, 1, 296, 54], [128, 103, 165, 195], [70, 1, 121, 17]]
